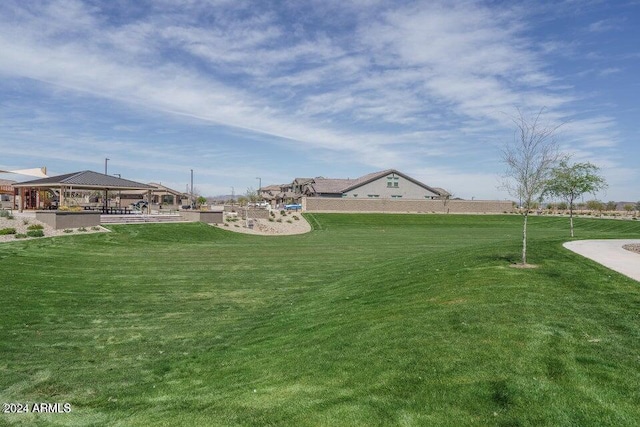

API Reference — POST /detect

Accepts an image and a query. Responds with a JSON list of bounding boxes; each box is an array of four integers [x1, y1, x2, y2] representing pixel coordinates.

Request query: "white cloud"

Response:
[[0, 0, 633, 198]]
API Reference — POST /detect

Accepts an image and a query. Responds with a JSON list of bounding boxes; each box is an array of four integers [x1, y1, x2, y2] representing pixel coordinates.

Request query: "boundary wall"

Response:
[[36, 211, 101, 230], [302, 197, 513, 214]]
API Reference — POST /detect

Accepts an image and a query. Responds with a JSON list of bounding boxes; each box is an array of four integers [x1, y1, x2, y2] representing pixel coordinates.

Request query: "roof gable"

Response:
[[342, 169, 444, 196]]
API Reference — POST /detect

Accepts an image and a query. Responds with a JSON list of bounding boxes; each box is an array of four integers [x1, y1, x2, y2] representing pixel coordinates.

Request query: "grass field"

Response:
[[1, 213, 640, 426]]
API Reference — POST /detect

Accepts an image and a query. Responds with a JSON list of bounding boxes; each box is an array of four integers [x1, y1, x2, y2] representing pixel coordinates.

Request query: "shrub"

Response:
[[0, 227, 17, 235], [58, 206, 82, 212], [78, 227, 88, 232], [0, 210, 13, 219], [27, 224, 44, 230], [292, 215, 299, 220], [276, 218, 282, 223], [63, 229, 73, 233], [91, 226, 100, 231], [26, 229, 44, 238], [280, 210, 286, 216], [14, 233, 27, 239], [23, 219, 30, 225], [268, 217, 274, 222], [287, 219, 293, 224]]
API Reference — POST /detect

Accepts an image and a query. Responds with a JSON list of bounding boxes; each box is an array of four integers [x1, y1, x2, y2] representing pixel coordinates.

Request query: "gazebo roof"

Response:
[[12, 170, 155, 190]]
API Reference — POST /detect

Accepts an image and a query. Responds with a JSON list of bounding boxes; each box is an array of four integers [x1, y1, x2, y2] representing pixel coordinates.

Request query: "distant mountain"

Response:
[[208, 195, 234, 202]]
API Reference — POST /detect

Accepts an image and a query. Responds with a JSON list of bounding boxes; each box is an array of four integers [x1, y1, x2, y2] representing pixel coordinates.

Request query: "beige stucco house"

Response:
[[299, 169, 449, 200]]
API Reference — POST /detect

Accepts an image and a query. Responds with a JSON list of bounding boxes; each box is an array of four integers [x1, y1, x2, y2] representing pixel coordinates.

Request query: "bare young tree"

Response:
[[501, 108, 564, 265]]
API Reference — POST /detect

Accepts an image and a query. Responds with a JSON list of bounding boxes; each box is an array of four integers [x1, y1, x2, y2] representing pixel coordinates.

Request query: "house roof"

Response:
[[341, 169, 445, 196], [300, 169, 446, 197], [12, 170, 155, 190], [310, 178, 356, 194], [123, 182, 186, 196]]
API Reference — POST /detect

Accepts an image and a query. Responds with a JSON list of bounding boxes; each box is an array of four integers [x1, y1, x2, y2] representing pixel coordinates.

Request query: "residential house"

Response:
[[299, 169, 448, 200], [0, 179, 16, 209]]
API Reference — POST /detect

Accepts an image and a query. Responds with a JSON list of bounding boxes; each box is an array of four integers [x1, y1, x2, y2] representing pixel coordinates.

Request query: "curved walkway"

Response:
[[563, 239, 640, 282]]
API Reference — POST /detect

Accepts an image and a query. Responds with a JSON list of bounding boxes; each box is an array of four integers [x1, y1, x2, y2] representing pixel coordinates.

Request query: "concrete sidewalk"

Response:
[[563, 239, 640, 282]]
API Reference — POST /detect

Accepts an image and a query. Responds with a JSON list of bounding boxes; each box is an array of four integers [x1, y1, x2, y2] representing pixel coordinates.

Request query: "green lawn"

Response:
[[1, 214, 640, 426]]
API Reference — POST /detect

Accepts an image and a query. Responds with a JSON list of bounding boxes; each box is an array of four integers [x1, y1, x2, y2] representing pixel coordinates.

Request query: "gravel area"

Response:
[[213, 211, 311, 236], [0, 211, 108, 243], [623, 244, 640, 255]]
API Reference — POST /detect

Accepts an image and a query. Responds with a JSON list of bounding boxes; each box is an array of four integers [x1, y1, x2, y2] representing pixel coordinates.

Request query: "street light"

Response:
[[256, 177, 261, 201], [190, 169, 194, 208], [103, 158, 110, 210]]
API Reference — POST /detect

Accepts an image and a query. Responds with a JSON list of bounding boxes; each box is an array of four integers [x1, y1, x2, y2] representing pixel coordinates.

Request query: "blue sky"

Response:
[[1, 0, 638, 201]]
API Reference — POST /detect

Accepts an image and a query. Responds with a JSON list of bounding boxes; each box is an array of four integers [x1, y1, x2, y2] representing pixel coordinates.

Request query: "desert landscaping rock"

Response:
[[623, 244, 640, 255], [0, 212, 108, 243], [214, 211, 311, 236]]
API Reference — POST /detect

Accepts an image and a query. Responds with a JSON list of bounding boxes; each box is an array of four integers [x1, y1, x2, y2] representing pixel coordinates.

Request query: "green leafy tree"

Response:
[[501, 108, 563, 265], [605, 201, 617, 211], [586, 199, 604, 213], [544, 160, 607, 237]]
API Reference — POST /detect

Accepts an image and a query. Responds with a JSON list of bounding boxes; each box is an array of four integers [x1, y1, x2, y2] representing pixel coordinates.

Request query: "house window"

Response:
[[342, 194, 347, 198], [388, 175, 399, 188], [353, 194, 358, 198], [367, 194, 379, 198], [391, 195, 402, 199]]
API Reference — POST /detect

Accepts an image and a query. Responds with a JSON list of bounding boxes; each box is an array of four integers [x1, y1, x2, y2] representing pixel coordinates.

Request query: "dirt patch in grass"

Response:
[[509, 263, 538, 269]]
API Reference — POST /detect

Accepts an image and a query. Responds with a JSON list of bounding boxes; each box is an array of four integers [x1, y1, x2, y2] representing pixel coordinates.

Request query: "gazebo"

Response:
[[12, 170, 155, 213]]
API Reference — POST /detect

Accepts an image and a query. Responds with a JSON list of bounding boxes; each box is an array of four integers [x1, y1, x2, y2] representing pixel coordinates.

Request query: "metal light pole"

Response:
[[256, 177, 261, 201], [190, 169, 194, 208], [104, 158, 110, 211]]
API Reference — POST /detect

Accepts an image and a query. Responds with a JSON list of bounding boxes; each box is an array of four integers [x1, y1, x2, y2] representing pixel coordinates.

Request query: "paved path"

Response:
[[563, 239, 640, 282]]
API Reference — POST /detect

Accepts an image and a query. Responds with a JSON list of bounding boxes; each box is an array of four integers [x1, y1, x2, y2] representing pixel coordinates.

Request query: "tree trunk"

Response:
[[569, 210, 574, 237], [522, 212, 528, 265], [569, 198, 574, 237]]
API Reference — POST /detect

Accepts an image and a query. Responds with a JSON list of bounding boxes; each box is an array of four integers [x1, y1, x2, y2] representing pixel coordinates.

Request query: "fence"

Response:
[[302, 197, 513, 214]]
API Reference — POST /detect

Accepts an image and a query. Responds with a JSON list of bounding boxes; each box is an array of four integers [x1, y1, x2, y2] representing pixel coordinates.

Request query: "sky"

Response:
[[0, 0, 638, 201]]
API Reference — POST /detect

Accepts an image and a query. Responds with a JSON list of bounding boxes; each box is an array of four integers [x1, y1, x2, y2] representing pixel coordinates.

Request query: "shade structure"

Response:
[[12, 170, 155, 212]]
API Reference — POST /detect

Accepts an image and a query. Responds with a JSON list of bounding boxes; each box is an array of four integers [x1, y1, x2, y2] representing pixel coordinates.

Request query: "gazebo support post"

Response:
[[18, 188, 24, 212]]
